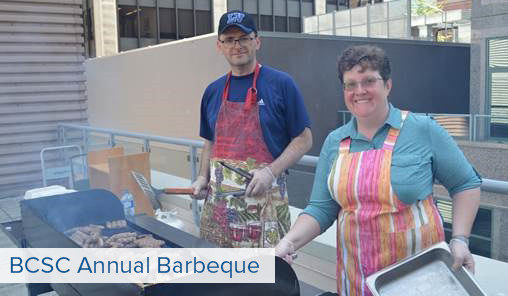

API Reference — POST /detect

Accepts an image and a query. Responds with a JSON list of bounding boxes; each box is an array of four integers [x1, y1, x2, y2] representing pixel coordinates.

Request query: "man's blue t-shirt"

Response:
[[200, 65, 311, 159]]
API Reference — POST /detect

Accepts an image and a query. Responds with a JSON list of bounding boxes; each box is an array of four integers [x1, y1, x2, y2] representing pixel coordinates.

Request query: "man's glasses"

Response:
[[219, 36, 255, 48], [343, 77, 383, 91]]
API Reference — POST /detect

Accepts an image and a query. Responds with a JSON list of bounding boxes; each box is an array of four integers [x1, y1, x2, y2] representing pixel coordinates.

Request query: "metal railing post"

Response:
[[189, 146, 200, 227], [366, 3, 371, 37], [469, 114, 473, 141], [60, 125, 67, 146], [143, 139, 150, 152], [110, 134, 116, 147], [83, 129, 90, 154], [472, 114, 476, 142], [190, 146, 198, 182]]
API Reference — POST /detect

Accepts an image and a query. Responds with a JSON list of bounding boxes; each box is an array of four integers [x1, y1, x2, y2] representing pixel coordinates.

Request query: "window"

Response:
[[196, 10, 212, 35], [139, 7, 156, 38], [160, 8, 177, 40], [86, 8, 94, 40], [118, 5, 138, 38], [289, 17, 301, 33], [227, 0, 242, 10], [251, 13, 259, 30], [275, 16, 287, 32], [260, 15, 273, 31], [178, 9, 194, 38], [326, 4, 338, 13], [438, 200, 492, 257], [435, 28, 455, 42], [326, 0, 350, 12], [488, 37, 508, 139]]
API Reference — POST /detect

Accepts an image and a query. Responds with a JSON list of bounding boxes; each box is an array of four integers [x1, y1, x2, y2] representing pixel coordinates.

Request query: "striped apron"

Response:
[[328, 111, 445, 296]]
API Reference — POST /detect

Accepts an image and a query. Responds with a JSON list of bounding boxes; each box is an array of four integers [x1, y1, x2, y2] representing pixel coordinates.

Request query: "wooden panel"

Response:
[[88, 163, 111, 191], [108, 153, 154, 217], [87, 147, 125, 193], [87, 147, 124, 165]]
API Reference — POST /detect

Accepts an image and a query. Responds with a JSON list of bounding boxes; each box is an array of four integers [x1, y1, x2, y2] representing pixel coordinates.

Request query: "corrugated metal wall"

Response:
[[0, 0, 87, 198]]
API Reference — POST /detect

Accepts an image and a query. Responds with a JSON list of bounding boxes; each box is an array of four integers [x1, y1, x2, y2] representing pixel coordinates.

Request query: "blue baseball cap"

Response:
[[218, 10, 257, 35]]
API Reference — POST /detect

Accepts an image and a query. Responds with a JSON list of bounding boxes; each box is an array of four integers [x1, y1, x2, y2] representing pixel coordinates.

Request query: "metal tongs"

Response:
[[218, 161, 253, 181], [217, 161, 254, 197]]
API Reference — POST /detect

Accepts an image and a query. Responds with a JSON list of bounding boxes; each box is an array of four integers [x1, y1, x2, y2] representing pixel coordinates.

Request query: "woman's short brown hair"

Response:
[[337, 45, 391, 84]]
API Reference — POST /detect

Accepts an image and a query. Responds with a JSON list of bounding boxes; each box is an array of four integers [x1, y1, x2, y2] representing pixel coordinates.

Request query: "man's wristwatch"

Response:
[[450, 235, 470, 247]]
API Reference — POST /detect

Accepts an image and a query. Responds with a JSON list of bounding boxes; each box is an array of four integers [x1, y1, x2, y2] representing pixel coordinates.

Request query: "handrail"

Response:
[[59, 123, 204, 148], [58, 123, 205, 227], [339, 111, 508, 143], [59, 123, 508, 196]]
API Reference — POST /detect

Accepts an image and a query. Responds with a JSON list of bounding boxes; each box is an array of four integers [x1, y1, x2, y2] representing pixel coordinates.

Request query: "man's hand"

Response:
[[190, 176, 209, 200], [245, 166, 275, 196], [450, 239, 475, 273]]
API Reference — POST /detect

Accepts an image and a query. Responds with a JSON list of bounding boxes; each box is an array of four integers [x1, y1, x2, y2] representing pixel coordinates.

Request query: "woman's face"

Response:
[[342, 65, 392, 120]]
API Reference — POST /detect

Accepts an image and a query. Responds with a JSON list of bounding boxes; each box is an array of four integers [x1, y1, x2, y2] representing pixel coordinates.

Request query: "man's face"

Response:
[[217, 27, 260, 69]]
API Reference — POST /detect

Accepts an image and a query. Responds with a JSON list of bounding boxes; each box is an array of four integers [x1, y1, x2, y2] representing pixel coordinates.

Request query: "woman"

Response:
[[275, 45, 481, 296]]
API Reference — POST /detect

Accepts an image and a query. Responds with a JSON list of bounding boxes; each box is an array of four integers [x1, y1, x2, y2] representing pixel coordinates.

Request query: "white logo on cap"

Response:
[[227, 12, 245, 24]]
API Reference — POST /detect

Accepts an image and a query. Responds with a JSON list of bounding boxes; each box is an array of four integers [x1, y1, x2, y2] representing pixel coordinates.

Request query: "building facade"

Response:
[[85, 0, 321, 57], [304, 0, 473, 42], [84, 0, 396, 57]]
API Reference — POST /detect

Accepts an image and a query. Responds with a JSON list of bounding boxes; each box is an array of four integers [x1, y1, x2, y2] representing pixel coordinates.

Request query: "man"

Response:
[[191, 10, 312, 248]]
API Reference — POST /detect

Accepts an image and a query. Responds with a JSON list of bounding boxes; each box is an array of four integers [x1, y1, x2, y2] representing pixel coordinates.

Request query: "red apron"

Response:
[[328, 111, 444, 295], [200, 64, 291, 248]]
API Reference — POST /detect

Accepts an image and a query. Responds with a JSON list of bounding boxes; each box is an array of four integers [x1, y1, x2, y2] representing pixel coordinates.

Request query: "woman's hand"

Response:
[[275, 237, 296, 265], [450, 239, 475, 274]]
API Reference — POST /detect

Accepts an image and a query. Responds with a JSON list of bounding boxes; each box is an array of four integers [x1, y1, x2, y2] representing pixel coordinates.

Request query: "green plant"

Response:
[[412, 0, 446, 16]]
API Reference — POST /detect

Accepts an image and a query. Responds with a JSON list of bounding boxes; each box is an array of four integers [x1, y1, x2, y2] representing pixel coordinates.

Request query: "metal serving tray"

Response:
[[366, 242, 487, 296]]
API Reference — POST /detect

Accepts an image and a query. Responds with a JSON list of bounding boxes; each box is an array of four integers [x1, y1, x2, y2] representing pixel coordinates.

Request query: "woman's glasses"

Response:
[[343, 77, 384, 91]]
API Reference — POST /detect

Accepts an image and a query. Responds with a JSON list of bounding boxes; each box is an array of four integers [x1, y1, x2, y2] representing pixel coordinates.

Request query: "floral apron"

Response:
[[328, 111, 445, 295], [200, 64, 291, 248]]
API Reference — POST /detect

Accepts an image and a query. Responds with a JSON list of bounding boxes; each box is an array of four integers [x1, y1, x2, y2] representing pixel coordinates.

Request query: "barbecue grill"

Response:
[[5, 189, 326, 296]]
